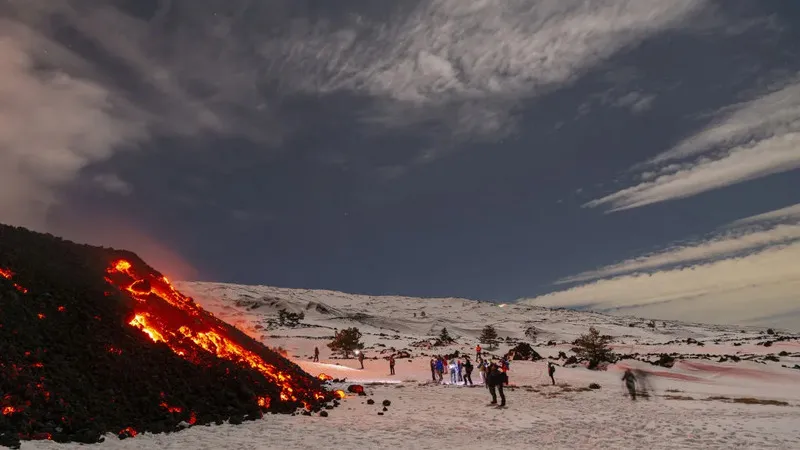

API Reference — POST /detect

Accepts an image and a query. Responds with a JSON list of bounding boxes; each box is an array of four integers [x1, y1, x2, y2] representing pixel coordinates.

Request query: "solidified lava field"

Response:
[[0, 224, 338, 449]]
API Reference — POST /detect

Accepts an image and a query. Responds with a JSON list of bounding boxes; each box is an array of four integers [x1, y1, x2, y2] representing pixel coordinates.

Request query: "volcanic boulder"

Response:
[[0, 224, 334, 448]]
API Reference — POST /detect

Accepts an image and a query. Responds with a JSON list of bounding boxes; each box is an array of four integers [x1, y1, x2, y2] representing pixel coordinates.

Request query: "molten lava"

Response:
[[0, 267, 28, 294], [105, 259, 330, 409], [318, 373, 333, 381]]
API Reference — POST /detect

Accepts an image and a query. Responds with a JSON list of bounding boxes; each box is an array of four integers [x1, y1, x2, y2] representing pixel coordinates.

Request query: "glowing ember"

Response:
[[334, 390, 346, 399], [0, 267, 29, 294], [57, 306, 66, 312], [188, 412, 197, 425], [257, 396, 271, 408], [37, 313, 46, 320], [317, 373, 333, 381], [106, 259, 330, 408], [2, 406, 19, 415], [119, 427, 137, 437], [159, 402, 183, 413]]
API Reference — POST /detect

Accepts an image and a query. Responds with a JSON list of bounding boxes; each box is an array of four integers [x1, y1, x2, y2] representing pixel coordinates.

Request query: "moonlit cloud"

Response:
[[0, 0, 711, 232], [586, 78, 800, 211], [522, 203, 800, 330]]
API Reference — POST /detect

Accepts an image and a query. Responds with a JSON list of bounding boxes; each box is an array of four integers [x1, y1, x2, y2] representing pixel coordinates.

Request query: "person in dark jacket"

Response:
[[486, 363, 507, 407], [388, 355, 396, 375], [463, 358, 474, 386], [357, 351, 365, 369], [548, 362, 556, 385], [430, 358, 437, 382], [622, 369, 637, 400], [313, 346, 320, 362]]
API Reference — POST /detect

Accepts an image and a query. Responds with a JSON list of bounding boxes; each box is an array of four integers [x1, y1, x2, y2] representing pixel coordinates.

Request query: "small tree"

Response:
[[327, 327, 364, 358], [278, 309, 305, 327], [438, 327, 455, 344], [571, 327, 615, 369], [479, 325, 499, 349]]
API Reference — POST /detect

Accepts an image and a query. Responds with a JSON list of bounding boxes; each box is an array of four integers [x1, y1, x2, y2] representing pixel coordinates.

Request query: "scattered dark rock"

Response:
[[588, 383, 601, 390], [382, 407, 388, 412], [564, 355, 578, 365], [367, 399, 375, 405], [382, 400, 391, 407], [653, 354, 675, 368], [377, 412, 384, 416], [319, 411, 328, 417], [767, 328, 775, 335], [347, 384, 365, 394]]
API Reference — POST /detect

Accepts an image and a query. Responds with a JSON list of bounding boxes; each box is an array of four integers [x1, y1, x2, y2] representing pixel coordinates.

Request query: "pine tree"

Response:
[[438, 327, 455, 344], [479, 325, 499, 349], [571, 327, 615, 369], [327, 327, 364, 358]]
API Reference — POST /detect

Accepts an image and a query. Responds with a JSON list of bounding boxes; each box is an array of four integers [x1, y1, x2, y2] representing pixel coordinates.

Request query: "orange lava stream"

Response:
[[108, 259, 320, 404], [0, 267, 29, 294]]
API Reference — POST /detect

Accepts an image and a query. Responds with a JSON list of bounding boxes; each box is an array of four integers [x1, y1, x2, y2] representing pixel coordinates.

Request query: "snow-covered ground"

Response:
[[26, 282, 800, 449]]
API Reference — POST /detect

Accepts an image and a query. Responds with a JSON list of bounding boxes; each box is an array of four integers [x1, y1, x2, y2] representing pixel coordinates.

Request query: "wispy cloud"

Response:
[[586, 78, 800, 211], [0, 28, 145, 230], [522, 203, 800, 329], [0, 0, 713, 233]]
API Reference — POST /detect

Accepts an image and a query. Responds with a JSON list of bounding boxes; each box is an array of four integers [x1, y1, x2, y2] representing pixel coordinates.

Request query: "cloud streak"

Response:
[[0, 0, 712, 233], [586, 78, 800, 211], [522, 203, 800, 330]]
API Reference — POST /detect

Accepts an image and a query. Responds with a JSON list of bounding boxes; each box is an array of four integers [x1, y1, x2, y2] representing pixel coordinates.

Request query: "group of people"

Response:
[[425, 346, 519, 407]]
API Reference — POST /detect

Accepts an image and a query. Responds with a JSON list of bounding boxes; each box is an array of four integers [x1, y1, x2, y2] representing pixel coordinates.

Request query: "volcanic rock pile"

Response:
[[0, 225, 336, 448]]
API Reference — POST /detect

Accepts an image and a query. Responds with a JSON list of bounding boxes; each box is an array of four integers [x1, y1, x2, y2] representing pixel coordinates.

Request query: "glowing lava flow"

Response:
[[106, 259, 328, 407], [0, 267, 29, 294]]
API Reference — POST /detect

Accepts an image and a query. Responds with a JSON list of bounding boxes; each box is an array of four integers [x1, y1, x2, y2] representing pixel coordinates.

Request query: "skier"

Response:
[[548, 362, 556, 385], [622, 369, 637, 400], [463, 358, 474, 386], [357, 351, 365, 370], [313, 346, 320, 362], [486, 363, 507, 407], [389, 355, 396, 375]]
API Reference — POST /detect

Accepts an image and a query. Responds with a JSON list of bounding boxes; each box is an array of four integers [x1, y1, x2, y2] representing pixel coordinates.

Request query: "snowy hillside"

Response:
[[27, 282, 800, 449]]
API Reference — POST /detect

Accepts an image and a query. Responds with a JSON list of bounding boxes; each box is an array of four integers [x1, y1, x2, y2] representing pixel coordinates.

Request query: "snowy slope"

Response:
[[25, 281, 800, 450]]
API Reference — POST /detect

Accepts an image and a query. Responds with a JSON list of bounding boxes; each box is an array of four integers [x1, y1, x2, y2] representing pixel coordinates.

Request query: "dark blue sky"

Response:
[[2, 1, 800, 325]]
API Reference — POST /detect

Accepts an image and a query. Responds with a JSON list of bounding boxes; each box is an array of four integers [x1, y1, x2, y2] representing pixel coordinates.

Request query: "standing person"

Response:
[[435, 357, 445, 383], [622, 369, 637, 400], [475, 344, 482, 360], [449, 359, 458, 384], [457, 360, 463, 383], [358, 351, 365, 370], [430, 358, 437, 382], [478, 359, 487, 385], [313, 346, 320, 362], [486, 363, 507, 407], [548, 362, 556, 385], [389, 355, 396, 375], [463, 358, 474, 386]]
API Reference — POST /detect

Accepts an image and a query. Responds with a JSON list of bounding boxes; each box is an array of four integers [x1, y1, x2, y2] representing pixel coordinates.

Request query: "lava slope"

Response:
[[0, 224, 337, 448]]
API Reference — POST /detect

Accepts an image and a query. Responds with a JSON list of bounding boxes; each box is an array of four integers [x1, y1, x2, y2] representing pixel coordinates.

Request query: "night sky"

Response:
[[2, 0, 799, 329]]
